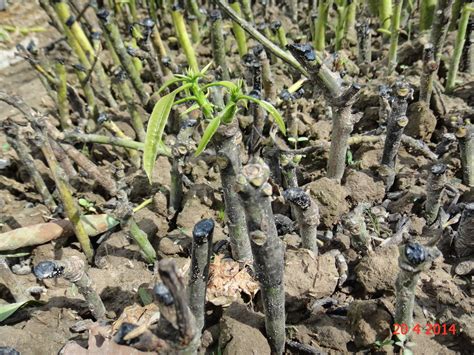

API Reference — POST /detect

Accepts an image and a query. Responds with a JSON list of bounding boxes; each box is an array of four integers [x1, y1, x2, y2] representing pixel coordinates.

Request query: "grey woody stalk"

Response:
[[5, 124, 57, 212], [381, 81, 412, 180], [424, 163, 447, 225], [34, 256, 106, 319], [456, 124, 474, 187], [253, 45, 276, 102], [283, 188, 319, 255], [236, 159, 285, 355], [188, 219, 214, 333], [210, 10, 230, 80], [454, 203, 474, 257], [419, 43, 437, 104], [214, 122, 252, 262], [288, 44, 360, 183], [356, 20, 372, 72], [158, 259, 198, 352], [394, 243, 440, 348]]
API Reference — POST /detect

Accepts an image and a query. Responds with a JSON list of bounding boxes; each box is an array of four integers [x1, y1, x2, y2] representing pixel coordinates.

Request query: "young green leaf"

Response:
[[0, 300, 42, 323], [156, 76, 186, 96], [200, 61, 214, 75], [241, 96, 286, 134], [143, 91, 177, 182], [195, 115, 221, 156], [202, 81, 238, 91]]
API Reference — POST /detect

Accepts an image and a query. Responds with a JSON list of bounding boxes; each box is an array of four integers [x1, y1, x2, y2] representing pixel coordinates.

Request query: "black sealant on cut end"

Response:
[[209, 9, 222, 22], [405, 242, 426, 265], [96, 8, 110, 22], [286, 43, 316, 61], [153, 282, 174, 306], [192, 219, 215, 244], [34, 261, 64, 280], [283, 187, 312, 210]]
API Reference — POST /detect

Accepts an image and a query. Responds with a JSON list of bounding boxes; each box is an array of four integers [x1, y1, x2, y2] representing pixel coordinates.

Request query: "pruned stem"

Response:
[[55, 58, 72, 129], [214, 123, 252, 262], [171, 5, 199, 73], [188, 219, 214, 333], [456, 124, 474, 187], [230, 0, 248, 57], [314, 0, 333, 52], [236, 159, 285, 354], [34, 257, 106, 319], [387, 0, 403, 75], [424, 163, 447, 225], [394, 243, 440, 347], [283, 187, 319, 255], [356, 20, 372, 70], [419, 43, 437, 104]]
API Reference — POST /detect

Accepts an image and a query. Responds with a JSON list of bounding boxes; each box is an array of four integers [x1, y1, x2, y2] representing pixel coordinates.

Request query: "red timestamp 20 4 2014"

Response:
[[392, 323, 457, 336]]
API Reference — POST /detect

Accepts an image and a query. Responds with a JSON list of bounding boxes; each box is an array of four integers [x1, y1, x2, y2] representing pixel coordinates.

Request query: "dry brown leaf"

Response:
[[207, 255, 259, 306], [60, 323, 156, 355], [112, 303, 160, 333]]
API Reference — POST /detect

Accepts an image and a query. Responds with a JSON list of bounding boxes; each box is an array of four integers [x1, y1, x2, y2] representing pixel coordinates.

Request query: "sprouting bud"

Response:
[[192, 219, 215, 244], [209, 9, 222, 22], [34, 261, 65, 279], [153, 282, 174, 306], [405, 242, 426, 265]]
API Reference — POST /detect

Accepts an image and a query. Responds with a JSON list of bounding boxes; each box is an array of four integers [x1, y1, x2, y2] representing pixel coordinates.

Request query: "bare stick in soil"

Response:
[[419, 43, 437, 104], [188, 219, 214, 333], [454, 203, 474, 258], [236, 159, 285, 354], [214, 123, 252, 262], [4, 123, 57, 212], [456, 124, 474, 187], [394, 242, 440, 349], [381, 81, 412, 189], [283, 187, 319, 255], [356, 20, 372, 73], [34, 256, 106, 319], [288, 44, 360, 182], [424, 163, 447, 225]]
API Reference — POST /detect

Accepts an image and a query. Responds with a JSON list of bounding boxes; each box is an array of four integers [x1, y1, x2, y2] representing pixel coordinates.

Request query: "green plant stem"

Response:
[[73, 64, 97, 119], [171, 6, 199, 73], [457, 124, 474, 187], [128, 219, 157, 264], [424, 163, 447, 225], [39, 130, 94, 263], [188, 219, 214, 333], [187, 0, 205, 24], [236, 159, 285, 354], [449, 0, 463, 30], [241, 0, 254, 23], [115, 70, 146, 142], [214, 123, 253, 262], [230, 0, 248, 57], [97, 8, 149, 105], [420, 0, 438, 30], [210, 10, 230, 80], [379, 0, 393, 32], [387, 0, 404, 75], [283, 188, 319, 255], [63, 132, 145, 151], [188, 15, 200, 44], [215, 0, 307, 75], [55, 59, 71, 129], [445, 4, 473, 93], [314, 0, 332, 52]]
